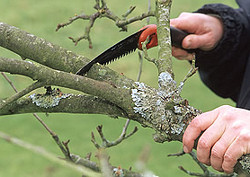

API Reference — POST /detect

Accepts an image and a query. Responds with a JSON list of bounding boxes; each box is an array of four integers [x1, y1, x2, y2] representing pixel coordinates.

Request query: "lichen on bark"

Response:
[[131, 71, 201, 143]]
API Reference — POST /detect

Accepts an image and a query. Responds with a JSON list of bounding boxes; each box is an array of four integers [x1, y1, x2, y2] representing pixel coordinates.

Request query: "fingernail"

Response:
[[184, 38, 191, 49], [183, 146, 189, 153]]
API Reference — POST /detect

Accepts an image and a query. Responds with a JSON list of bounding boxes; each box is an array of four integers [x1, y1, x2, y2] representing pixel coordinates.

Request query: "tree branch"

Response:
[[0, 57, 135, 115], [0, 94, 127, 117], [155, 0, 173, 75], [0, 22, 134, 89], [56, 0, 155, 46], [0, 81, 44, 110]]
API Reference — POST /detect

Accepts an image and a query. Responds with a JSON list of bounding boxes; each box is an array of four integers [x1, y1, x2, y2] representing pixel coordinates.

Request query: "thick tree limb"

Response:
[[0, 22, 134, 89], [0, 57, 135, 116], [0, 94, 126, 117]]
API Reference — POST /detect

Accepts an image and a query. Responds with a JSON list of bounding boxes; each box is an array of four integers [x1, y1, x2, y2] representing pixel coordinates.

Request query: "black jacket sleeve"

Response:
[[194, 1, 250, 106]]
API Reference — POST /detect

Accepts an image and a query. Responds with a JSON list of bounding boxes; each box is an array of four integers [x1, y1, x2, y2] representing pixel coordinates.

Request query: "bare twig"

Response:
[[122, 6, 136, 19], [167, 150, 185, 157], [1, 72, 18, 92], [147, 0, 151, 24], [177, 60, 198, 93], [137, 52, 143, 82], [56, 0, 155, 46], [96, 149, 113, 177], [141, 37, 156, 63], [0, 81, 45, 110], [91, 131, 101, 149], [168, 150, 236, 177], [33, 113, 73, 160], [0, 131, 102, 177], [1, 73, 73, 161], [91, 122, 138, 149]]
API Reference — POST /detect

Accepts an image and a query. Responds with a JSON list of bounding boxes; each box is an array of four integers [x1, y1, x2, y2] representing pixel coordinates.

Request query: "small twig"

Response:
[[182, 60, 198, 83], [96, 149, 113, 177], [147, 0, 151, 24], [1, 72, 18, 92], [135, 145, 159, 177], [168, 150, 236, 177], [170, 151, 236, 177], [0, 79, 44, 110], [189, 151, 209, 174], [0, 131, 102, 177], [62, 139, 73, 160], [177, 60, 198, 93], [137, 51, 143, 82], [167, 150, 185, 157], [1, 73, 73, 161], [56, 0, 155, 46], [33, 113, 56, 136], [33, 112, 73, 160], [141, 37, 156, 63], [91, 122, 138, 149], [91, 131, 101, 149], [116, 11, 156, 28], [122, 6, 136, 19], [178, 166, 204, 177], [85, 152, 92, 160]]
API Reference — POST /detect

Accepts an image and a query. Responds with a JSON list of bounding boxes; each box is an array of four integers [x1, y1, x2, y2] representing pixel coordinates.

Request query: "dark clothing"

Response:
[[194, 0, 250, 109]]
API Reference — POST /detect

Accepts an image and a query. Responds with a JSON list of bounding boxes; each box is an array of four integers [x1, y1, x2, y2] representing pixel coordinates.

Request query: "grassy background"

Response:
[[0, 0, 237, 176]]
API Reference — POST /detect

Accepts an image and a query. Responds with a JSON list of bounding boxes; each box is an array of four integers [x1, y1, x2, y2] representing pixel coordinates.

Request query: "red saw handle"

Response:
[[170, 26, 196, 53]]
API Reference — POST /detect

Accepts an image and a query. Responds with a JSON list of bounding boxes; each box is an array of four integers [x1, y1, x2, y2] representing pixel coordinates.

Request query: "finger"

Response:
[[209, 128, 237, 172], [222, 130, 250, 173], [196, 117, 226, 166], [170, 13, 200, 33], [172, 47, 195, 60], [183, 109, 219, 153]]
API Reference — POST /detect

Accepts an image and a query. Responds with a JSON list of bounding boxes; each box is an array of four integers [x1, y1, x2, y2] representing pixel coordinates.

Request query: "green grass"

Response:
[[0, 0, 237, 176]]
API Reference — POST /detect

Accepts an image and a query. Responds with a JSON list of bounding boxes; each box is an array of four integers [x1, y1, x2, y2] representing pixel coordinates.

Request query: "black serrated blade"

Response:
[[76, 28, 146, 75]]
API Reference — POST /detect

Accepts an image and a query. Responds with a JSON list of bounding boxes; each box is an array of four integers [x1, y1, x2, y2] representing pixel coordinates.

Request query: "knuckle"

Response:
[[237, 130, 250, 142], [218, 105, 232, 111], [197, 155, 209, 165], [179, 12, 191, 17], [230, 121, 243, 131], [222, 165, 234, 174], [223, 153, 236, 164], [211, 147, 223, 160], [189, 117, 201, 129], [218, 107, 236, 122], [211, 165, 223, 172], [222, 161, 235, 174], [198, 137, 210, 150]]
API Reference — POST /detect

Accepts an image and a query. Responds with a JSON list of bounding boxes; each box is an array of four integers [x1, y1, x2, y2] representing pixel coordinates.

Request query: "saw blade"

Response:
[[76, 28, 146, 75]]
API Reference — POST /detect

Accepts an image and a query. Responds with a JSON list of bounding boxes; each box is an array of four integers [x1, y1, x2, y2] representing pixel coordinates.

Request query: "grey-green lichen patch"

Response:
[[98, 68, 108, 76], [29, 90, 71, 109], [112, 167, 124, 177], [239, 155, 250, 174], [131, 71, 200, 142]]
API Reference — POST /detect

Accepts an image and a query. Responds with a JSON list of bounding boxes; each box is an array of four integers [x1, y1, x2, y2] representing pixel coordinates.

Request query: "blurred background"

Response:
[[0, 0, 237, 176]]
